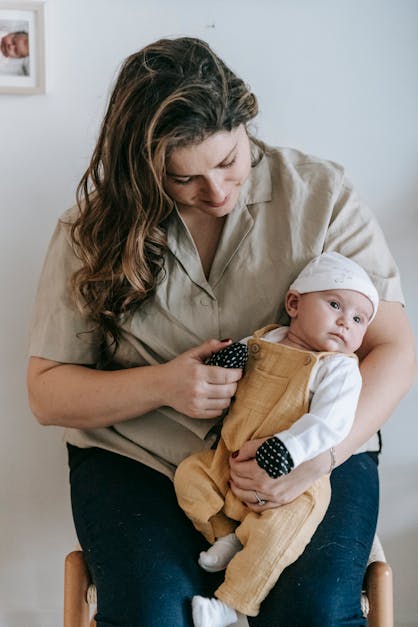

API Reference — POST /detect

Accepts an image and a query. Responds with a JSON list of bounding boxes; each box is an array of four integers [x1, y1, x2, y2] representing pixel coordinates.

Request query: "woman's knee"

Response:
[[295, 591, 365, 627], [252, 579, 365, 627]]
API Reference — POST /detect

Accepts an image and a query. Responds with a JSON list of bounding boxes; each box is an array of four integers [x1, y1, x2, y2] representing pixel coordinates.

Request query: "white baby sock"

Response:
[[198, 532, 242, 572], [192, 595, 238, 627]]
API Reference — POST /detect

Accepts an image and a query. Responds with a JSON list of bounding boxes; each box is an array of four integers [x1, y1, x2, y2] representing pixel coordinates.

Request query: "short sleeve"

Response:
[[325, 176, 405, 305], [28, 213, 100, 364]]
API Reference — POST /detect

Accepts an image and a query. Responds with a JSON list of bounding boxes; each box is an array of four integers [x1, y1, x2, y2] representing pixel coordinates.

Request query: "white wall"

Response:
[[1, 1, 417, 625]]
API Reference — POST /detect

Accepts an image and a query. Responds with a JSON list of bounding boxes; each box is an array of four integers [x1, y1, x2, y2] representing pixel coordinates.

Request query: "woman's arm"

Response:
[[229, 301, 417, 509], [27, 339, 241, 429], [335, 300, 416, 462]]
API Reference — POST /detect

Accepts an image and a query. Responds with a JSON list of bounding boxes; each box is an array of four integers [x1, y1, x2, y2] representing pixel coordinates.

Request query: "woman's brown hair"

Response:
[[71, 37, 258, 353]]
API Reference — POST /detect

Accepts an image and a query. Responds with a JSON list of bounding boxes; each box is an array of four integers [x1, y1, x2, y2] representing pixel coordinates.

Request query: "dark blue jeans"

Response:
[[68, 445, 379, 627]]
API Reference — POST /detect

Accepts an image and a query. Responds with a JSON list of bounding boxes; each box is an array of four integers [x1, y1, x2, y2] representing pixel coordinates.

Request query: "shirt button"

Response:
[[251, 343, 260, 354], [304, 356, 312, 365], [200, 297, 210, 306]]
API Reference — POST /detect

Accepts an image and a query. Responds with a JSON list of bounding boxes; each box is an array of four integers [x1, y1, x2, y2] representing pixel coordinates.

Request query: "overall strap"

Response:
[[252, 323, 281, 339]]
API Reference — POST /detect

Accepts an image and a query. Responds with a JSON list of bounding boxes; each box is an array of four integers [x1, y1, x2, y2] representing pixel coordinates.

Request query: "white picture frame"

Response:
[[0, 1, 45, 94]]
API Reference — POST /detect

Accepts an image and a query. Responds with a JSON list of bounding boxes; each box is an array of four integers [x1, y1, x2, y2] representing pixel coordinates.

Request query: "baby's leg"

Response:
[[198, 532, 243, 572], [174, 446, 234, 544], [216, 476, 331, 617]]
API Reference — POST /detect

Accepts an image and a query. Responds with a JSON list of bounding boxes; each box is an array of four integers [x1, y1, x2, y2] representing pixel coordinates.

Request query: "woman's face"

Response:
[[164, 124, 252, 218]]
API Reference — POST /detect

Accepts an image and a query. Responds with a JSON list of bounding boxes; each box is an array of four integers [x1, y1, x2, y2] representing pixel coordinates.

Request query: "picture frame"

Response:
[[0, 1, 45, 94]]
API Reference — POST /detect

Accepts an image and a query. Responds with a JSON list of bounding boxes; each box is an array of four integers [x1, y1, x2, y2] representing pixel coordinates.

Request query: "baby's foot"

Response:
[[198, 532, 242, 572], [192, 595, 237, 627]]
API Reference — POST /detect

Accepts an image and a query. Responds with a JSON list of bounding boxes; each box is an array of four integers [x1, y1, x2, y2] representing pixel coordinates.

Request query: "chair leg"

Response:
[[64, 550, 92, 627], [364, 561, 393, 627]]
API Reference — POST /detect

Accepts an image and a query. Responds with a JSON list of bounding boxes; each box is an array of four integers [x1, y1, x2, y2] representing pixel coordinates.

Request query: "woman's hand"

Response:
[[160, 339, 242, 419], [229, 438, 330, 511], [28, 338, 241, 429]]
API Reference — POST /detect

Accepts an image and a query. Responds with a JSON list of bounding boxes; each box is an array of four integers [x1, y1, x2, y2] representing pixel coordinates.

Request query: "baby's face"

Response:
[[1, 32, 29, 58], [288, 289, 374, 353]]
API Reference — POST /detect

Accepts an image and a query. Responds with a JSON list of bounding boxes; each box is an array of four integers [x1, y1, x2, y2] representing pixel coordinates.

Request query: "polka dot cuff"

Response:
[[206, 342, 248, 369], [256, 437, 295, 478]]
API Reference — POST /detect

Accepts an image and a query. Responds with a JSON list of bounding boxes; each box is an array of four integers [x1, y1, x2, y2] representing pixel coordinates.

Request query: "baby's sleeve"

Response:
[[276, 355, 362, 467]]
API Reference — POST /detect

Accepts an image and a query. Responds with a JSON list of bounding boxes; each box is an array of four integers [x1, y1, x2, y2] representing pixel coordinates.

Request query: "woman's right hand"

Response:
[[28, 339, 241, 429], [160, 339, 242, 419]]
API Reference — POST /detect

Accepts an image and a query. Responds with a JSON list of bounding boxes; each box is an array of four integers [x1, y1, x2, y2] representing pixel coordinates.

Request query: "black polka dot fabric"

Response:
[[256, 436, 294, 478], [205, 342, 248, 369]]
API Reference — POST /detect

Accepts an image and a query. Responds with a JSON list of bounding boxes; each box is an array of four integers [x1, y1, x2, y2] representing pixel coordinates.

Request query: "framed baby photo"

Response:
[[0, 1, 45, 94]]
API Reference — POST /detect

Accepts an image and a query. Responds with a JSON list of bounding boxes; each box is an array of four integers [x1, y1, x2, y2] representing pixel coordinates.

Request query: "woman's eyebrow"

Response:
[[166, 142, 238, 178]]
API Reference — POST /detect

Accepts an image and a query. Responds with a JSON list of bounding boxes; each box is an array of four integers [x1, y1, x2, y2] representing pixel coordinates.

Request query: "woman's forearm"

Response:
[[27, 339, 241, 429], [334, 301, 417, 465], [27, 357, 167, 429]]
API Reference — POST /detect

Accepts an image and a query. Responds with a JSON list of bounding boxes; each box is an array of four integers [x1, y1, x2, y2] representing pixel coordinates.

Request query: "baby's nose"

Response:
[[337, 315, 350, 328]]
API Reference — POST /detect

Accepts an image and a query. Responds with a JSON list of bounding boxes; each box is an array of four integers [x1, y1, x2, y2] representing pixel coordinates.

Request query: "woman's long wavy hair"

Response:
[[71, 37, 259, 353]]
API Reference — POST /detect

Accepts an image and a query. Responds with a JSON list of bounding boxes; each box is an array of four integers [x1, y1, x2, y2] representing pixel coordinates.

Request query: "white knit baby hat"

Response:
[[289, 252, 379, 322]]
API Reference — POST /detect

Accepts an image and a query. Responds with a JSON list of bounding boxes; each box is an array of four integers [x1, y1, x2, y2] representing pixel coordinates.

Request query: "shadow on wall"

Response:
[[383, 527, 418, 627], [380, 181, 418, 298], [379, 462, 418, 626]]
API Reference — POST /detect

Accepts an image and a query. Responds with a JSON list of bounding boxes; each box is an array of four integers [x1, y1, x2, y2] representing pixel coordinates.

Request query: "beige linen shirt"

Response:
[[29, 144, 404, 479]]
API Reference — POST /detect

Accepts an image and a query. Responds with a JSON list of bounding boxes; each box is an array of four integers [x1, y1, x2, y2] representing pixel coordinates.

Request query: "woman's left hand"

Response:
[[229, 438, 329, 512]]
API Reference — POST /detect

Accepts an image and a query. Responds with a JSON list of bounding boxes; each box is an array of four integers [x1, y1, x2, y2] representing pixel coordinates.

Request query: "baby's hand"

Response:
[[205, 341, 248, 370]]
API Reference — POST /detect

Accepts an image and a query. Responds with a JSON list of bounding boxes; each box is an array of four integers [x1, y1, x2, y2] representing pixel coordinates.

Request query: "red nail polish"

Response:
[[232, 450, 239, 458]]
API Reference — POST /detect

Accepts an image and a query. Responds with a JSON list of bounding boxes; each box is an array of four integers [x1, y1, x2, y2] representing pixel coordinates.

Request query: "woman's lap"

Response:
[[68, 445, 378, 627]]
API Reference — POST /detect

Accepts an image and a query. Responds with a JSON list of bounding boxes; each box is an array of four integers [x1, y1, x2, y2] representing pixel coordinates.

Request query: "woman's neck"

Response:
[[180, 210, 227, 279]]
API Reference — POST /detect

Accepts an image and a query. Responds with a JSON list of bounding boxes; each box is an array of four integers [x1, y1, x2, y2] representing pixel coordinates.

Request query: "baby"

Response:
[[0, 31, 29, 59], [174, 252, 379, 627], [0, 30, 29, 77]]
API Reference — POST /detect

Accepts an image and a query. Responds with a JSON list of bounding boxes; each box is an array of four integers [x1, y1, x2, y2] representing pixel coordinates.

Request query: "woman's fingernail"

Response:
[[221, 338, 232, 343], [232, 450, 239, 458]]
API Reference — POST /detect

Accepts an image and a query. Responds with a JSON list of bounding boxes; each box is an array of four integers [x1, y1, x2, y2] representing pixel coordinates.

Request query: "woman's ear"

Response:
[[285, 290, 301, 319]]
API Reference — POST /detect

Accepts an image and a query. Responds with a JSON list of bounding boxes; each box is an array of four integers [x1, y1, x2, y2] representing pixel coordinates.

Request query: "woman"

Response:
[[27, 37, 416, 626]]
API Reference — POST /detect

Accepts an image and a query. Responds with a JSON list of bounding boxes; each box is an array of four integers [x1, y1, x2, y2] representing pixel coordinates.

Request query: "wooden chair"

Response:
[[64, 550, 97, 627], [63, 535, 393, 627]]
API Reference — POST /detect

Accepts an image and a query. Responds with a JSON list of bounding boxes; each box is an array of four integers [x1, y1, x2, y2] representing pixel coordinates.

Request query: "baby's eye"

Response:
[[329, 301, 340, 310], [353, 315, 361, 324]]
